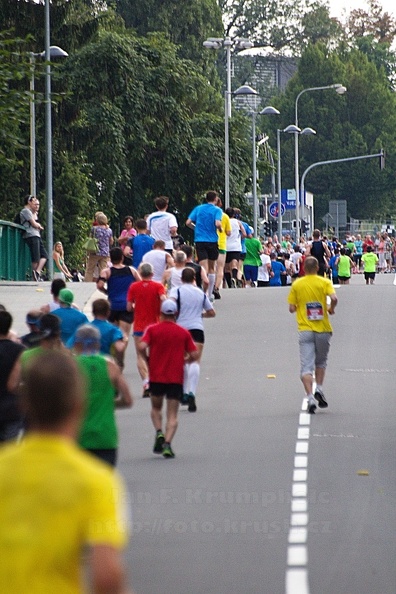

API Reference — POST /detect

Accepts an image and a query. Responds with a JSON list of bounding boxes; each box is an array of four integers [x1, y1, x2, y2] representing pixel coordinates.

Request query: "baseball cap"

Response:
[[39, 313, 61, 339], [58, 288, 74, 306], [160, 299, 178, 315], [26, 310, 42, 326]]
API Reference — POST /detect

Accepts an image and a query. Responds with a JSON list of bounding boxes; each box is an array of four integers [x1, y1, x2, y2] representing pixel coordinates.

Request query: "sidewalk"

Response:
[[0, 281, 102, 336]]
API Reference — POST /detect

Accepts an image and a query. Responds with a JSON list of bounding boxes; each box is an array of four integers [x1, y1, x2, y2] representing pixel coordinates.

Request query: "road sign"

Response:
[[269, 201, 286, 218]]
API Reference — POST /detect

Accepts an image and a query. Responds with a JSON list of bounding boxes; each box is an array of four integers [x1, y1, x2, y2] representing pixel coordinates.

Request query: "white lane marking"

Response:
[[292, 499, 308, 512], [292, 483, 307, 497], [286, 569, 310, 594], [286, 398, 312, 594], [299, 413, 311, 426], [294, 455, 308, 468], [288, 527, 308, 544], [288, 546, 308, 566], [296, 441, 309, 453], [298, 427, 310, 440], [293, 469, 308, 482]]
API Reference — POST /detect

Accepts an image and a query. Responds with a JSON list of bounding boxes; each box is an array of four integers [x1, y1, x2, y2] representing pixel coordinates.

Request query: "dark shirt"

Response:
[[0, 340, 24, 422]]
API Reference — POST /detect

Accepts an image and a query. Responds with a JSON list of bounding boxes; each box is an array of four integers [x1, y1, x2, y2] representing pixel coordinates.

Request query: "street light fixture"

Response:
[[30, 45, 68, 197], [203, 36, 253, 208], [294, 83, 347, 239]]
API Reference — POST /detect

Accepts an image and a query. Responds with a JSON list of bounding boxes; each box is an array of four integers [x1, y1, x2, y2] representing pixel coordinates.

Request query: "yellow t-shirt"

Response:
[[0, 434, 128, 593], [217, 212, 232, 251], [287, 274, 335, 333]]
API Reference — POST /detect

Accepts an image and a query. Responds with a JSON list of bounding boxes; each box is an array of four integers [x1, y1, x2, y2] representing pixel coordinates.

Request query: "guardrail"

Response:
[[0, 220, 32, 281]]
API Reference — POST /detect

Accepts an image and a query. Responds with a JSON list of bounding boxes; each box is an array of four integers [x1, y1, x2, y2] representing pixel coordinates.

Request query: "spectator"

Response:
[[52, 241, 73, 281], [117, 215, 136, 265], [84, 213, 114, 282], [19, 194, 47, 281], [20, 310, 42, 348]]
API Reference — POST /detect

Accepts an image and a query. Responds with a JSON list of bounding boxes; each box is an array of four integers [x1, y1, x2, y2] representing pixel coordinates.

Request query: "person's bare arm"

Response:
[[7, 356, 22, 393], [107, 359, 133, 408], [328, 294, 338, 315], [91, 544, 135, 594], [97, 268, 110, 293], [202, 308, 216, 318], [165, 253, 175, 268], [185, 218, 195, 230], [289, 304, 297, 313]]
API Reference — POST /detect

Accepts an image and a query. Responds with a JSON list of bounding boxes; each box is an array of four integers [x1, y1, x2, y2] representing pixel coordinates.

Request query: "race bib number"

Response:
[[306, 302, 324, 321]]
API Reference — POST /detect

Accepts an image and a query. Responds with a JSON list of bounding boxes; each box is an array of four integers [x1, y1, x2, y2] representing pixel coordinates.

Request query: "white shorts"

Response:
[[299, 331, 332, 376]]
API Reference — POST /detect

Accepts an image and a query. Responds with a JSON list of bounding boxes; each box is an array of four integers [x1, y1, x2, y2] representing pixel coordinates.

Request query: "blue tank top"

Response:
[[108, 266, 135, 311]]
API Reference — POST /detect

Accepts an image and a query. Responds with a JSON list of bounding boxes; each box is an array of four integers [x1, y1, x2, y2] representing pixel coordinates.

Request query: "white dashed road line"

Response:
[[286, 397, 311, 594]]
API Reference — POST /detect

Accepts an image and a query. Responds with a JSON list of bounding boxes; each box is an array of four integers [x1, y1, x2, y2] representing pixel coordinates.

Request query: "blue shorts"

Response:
[[243, 264, 259, 282]]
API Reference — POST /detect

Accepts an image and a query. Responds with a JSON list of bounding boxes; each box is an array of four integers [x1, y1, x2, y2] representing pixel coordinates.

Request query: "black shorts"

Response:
[[189, 328, 204, 344], [25, 236, 48, 264], [195, 242, 219, 262], [149, 382, 183, 401], [226, 251, 241, 264], [364, 272, 375, 280], [109, 310, 134, 325]]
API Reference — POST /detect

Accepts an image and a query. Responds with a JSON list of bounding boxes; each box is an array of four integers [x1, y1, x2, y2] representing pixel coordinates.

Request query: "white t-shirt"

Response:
[[142, 249, 169, 281], [169, 284, 213, 331], [290, 252, 302, 272], [258, 254, 271, 282], [146, 211, 177, 250], [226, 219, 242, 252]]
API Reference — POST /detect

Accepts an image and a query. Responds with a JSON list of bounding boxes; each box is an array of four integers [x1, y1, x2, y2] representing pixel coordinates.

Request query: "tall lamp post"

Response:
[[294, 83, 347, 236], [44, 0, 69, 279], [30, 45, 68, 197], [203, 37, 253, 209]]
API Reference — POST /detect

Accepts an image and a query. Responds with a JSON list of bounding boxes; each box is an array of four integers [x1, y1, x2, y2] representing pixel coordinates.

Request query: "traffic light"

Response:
[[271, 220, 277, 233], [263, 221, 270, 236]]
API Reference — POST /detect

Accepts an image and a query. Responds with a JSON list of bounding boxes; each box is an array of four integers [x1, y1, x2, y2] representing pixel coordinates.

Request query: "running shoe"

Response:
[[307, 400, 316, 414], [181, 393, 189, 405], [213, 288, 221, 300], [187, 394, 197, 412], [314, 388, 328, 408], [153, 432, 165, 454], [162, 444, 175, 458], [231, 278, 237, 288], [142, 385, 150, 398]]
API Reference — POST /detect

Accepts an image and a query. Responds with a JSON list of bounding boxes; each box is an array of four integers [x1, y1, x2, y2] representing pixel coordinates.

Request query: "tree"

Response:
[[267, 43, 396, 225]]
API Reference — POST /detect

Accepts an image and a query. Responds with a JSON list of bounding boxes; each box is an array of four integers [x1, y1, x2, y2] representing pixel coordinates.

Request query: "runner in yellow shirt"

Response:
[[0, 350, 134, 594], [214, 197, 232, 299], [288, 256, 338, 413]]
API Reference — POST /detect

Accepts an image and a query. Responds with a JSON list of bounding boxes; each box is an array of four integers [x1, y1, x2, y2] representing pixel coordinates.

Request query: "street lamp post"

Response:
[[276, 125, 301, 243], [294, 83, 347, 237], [30, 46, 68, 197], [203, 37, 253, 209], [44, 0, 69, 279]]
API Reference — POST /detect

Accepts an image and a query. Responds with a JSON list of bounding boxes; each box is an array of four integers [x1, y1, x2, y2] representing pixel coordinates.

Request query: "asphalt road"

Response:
[[1, 274, 395, 594]]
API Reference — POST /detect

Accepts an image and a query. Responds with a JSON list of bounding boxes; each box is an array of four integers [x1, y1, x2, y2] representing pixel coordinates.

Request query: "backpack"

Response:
[[13, 212, 21, 225]]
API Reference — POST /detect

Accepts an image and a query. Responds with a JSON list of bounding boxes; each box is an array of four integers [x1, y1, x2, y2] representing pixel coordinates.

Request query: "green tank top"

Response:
[[53, 256, 63, 274], [338, 255, 351, 278], [77, 354, 118, 449]]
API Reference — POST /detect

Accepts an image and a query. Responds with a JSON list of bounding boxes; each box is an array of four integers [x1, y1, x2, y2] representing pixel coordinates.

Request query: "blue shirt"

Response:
[[52, 307, 89, 344], [130, 234, 155, 268], [269, 260, 286, 287], [188, 203, 223, 243], [67, 319, 123, 355], [240, 221, 251, 254]]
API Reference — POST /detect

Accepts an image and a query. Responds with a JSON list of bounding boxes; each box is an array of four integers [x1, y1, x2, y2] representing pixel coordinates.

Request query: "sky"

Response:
[[328, 0, 395, 19]]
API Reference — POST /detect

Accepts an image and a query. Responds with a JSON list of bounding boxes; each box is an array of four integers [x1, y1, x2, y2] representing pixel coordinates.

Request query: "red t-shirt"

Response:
[[142, 321, 197, 384], [127, 280, 166, 332]]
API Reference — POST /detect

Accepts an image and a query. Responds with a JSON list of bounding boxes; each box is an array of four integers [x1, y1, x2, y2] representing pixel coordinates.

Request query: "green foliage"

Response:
[[268, 43, 396, 225], [114, 0, 223, 63]]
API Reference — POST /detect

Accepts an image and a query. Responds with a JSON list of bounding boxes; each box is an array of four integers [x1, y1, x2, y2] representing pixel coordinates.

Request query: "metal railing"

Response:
[[0, 220, 32, 281]]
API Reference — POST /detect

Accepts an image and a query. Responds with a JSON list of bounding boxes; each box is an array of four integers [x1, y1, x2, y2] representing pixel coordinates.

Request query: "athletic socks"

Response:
[[187, 362, 200, 395], [208, 273, 216, 298]]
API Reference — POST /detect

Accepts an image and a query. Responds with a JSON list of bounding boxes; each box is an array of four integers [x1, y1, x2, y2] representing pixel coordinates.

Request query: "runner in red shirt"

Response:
[[126, 262, 166, 396], [139, 299, 198, 458]]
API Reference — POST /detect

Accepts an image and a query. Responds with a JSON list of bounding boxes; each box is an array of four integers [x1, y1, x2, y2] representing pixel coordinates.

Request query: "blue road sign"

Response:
[[269, 201, 286, 218]]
